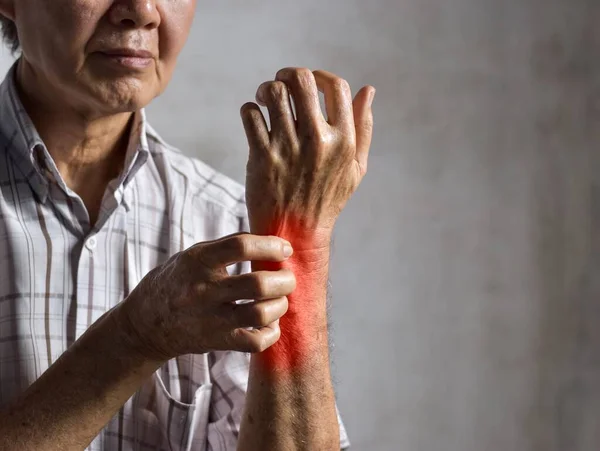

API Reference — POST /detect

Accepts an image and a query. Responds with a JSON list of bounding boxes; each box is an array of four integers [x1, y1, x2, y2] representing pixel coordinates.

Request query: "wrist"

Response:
[[110, 300, 166, 368], [250, 215, 333, 253]]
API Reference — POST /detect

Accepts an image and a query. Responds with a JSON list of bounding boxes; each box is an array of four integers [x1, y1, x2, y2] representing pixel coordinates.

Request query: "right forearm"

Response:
[[0, 303, 162, 451], [0, 232, 297, 451]]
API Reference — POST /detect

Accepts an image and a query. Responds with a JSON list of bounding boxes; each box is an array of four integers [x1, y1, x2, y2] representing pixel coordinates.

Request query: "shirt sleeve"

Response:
[[205, 349, 251, 450]]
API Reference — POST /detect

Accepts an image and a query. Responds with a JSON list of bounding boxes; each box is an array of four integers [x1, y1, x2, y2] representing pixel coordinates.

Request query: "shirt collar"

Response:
[[0, 61, 48, 202], [121, 107, 150, 189], [0, 60, 150, 205]]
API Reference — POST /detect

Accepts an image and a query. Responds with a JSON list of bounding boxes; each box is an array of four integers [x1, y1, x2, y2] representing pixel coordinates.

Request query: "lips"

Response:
[[96, 48, 155, 70], [100, 48, 154, 59]]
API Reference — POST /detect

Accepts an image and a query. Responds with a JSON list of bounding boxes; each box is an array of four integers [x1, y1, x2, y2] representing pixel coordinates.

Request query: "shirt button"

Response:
[[86, 236, 97, 251]]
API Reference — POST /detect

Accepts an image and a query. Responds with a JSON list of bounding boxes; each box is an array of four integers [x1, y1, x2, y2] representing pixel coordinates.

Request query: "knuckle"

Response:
[[189, 244, 215, 269], [338, 129, 356, 149], [250, 304, 268, 326], [228, 233, 250, 257], [247, 340, 262, 353], [177, 247, 193, 263], [177, 248, 199, 271], [293, 68, 313, 83], [251, 273, 269, 297], [253, 335, 269, 353], [248, 109, 264, 124], [332, 78, 350, 94], [192, 280, 210, 301], [268, 81, 287, 98], [235, 330, 264, 353], [261, 148, 283, 167], [306, 127, 329, 147], [261, 236, 280, 254], [360, 117, 374, 133]]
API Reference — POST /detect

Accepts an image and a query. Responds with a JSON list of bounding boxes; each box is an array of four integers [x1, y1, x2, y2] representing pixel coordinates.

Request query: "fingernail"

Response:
[[283, 243, 293, 258], [368, 88, 376, 107]]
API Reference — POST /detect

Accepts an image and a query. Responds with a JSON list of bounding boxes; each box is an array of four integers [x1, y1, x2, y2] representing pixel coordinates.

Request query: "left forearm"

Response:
[[238, 246, 339, 451], [239, 65, 375, 450]]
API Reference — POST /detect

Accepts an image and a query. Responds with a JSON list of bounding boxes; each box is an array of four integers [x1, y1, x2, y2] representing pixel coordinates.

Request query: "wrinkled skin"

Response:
[[241, 67, 375, 249], [120, 233, 297, 361], [2, 0, 196, 116]]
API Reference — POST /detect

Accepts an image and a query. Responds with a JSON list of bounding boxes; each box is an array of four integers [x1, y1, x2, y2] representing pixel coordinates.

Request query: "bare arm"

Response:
[[239, 241, 338, 450], [0, 305, 159, 451], [238, 67, 375, 450], [0, 234, 295, 451]]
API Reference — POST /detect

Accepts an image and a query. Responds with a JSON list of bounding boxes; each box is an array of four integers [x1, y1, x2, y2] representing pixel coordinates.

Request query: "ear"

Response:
[[0, 0, 15, 21]]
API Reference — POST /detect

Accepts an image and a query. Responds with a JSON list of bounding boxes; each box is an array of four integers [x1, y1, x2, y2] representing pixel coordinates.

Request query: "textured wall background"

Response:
[[2, 0, 600, 449]]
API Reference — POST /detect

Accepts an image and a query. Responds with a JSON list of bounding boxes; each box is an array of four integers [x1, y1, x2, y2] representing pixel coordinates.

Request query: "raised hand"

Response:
[[241, 67, 375, 249]]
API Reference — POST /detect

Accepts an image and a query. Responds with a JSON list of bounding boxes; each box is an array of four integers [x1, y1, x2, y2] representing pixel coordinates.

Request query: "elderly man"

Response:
[[0, 1, 374, 450]]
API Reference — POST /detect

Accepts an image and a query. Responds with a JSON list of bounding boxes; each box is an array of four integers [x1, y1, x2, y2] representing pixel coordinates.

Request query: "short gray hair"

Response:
[[0, 15, 19, 53]]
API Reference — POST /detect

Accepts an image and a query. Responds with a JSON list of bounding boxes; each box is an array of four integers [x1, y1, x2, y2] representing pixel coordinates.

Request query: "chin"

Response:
[[91, 82, 157, 114], [107, 96, 153, 114]]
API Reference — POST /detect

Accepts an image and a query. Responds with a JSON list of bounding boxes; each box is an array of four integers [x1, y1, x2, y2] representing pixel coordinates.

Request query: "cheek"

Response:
[[158, 0, 196, 65], [60, 3, 101, 42], [20, 1, 103, 66]]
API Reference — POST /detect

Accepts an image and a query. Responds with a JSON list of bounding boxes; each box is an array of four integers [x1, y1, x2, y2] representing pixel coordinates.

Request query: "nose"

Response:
[[109, 0, 161, 29]]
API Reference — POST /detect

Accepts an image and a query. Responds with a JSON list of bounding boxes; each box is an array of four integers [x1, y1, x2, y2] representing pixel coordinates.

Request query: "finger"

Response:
[[312, 70, 353, 131], [353, 86, 376, 173], [226, 296, 289, 328], [199, 233, 293, 267], [256, 81, 297, 140], [240, 102, 270, 151], [275, 67, 324, 131], [231, 320, 281, 353], [213, 269, 296, 304]]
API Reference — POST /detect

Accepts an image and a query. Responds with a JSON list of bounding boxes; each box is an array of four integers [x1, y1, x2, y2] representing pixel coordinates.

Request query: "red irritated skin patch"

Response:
[[251, 217, 331, 376]]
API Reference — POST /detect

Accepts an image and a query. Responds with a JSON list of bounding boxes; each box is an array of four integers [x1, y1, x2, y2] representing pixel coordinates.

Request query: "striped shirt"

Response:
[[0, 63, 349, 450]]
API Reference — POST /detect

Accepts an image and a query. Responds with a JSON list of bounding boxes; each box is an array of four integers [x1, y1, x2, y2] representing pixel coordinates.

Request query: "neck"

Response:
[[15, 58, 135, 225]]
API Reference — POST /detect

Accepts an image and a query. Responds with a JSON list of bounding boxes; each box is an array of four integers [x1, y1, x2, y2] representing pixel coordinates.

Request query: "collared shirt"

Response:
[[0, 63, 349, 450]]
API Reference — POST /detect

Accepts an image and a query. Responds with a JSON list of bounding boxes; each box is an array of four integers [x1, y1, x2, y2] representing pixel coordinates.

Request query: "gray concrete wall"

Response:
[[2, 0, 600, 449]]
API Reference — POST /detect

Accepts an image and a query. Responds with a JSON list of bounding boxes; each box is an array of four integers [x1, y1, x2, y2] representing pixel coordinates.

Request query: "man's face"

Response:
[[11, 0, 196, 115]]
